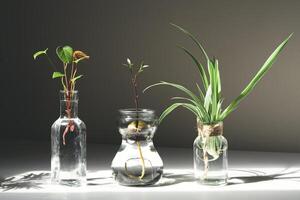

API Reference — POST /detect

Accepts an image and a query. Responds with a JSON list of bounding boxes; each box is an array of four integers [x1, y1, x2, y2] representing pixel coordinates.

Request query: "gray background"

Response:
[[1, 0, 299, 152]]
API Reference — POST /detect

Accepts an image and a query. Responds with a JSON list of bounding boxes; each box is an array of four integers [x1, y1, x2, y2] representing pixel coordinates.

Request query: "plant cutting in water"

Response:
[[33, 46, 89, 145], [123, 58, 150, 180], [144, 23, 292, 178]]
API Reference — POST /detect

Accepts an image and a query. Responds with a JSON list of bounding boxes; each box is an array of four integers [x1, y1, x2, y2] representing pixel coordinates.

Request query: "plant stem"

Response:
[[136, 141, 146, 178], [203, 150, 209, 180], [130, 70, 139, 112], [70, 61, 75, 91], [125, 65, 146, 180], [62, 61, 75, 145], [63, 63, 69, 91]]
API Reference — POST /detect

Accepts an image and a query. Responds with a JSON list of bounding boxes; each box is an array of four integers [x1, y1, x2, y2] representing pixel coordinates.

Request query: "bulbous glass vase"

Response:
[[111, 109, 163, 186], [51, 90, 87, 186], [193, 121, 228, 185]]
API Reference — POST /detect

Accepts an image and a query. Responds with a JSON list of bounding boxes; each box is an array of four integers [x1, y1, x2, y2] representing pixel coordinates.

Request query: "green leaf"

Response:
[[71, 75, 83, 83], [211, 59, 218, 121], [138, 65, 149, 73], [170, 23, 209, 61], [159, 103, 182, 124], [33, 48, 48, 60], [181, 103, 202, 119], [144, 81, 209, 121], [217, 99, 223, 117], [171, 96, 198, 105], [177, 45, 208, 90], [196, 83, 205, 101], [52, 72, 65, 79], [159, 102, 201, 124], [204, 85, 212, 111], [215, 60, 221, 96], [220, 33, 293, 120], [56, 46, 73, 64]]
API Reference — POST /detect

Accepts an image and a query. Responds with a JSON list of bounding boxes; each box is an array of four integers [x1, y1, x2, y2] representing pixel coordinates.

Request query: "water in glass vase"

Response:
[[193, 121, 228, 185], [111, 109, 163, 186], [51, 90, 86, 186]]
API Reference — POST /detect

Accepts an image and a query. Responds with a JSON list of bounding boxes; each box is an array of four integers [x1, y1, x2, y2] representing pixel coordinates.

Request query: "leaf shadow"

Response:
[[228, 168, 300, 185], [151, 168, 300, 187], [0, 172, 50, 191]]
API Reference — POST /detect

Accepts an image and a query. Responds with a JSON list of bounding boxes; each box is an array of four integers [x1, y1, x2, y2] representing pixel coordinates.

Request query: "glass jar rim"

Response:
[[60, 90, 78, 94], [118, 108, 155, 115]]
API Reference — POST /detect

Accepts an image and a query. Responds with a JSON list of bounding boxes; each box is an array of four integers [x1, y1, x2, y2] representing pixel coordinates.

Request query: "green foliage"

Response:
[[220, 33, 292, 119], [33, 48, 48, 60], [56, 46, 73, 64], [71, 75, 83, 83], [123, 58, 149, 74], [33, 46, 89, 92], [144, 23, 292, 124], [52, 71, 65, 79]]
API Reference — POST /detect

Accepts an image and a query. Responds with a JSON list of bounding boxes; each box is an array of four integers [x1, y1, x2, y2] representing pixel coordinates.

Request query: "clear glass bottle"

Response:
[[111, 109, 163, 186], [193, 121, 228, 185], [51, 90, 87, 186]]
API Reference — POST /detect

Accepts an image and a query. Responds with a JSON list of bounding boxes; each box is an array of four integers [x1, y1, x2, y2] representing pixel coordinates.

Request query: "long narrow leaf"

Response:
[[215, 59, 221, 96], [170, 23, 210, 62], [220, 33, 293, 120], [181, 103, 202, 119], [159, 103, 201, 123], [177, 45, 209, 90], [159, 103, 182, 124], [144, 81, 210, 121], [204, 85, 212, 111], [171, 96, 198, 106], [196, 83, 205, 100]]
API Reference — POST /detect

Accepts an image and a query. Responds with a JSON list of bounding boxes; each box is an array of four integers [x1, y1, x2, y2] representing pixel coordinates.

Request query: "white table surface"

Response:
[[0, 140, 300, 199]]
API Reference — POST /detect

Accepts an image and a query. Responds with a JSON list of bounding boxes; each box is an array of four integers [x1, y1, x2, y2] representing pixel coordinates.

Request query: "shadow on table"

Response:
[[153, 168, 300, 187], [228, 168, 300, 186], [2, 169, 300, 190], [86, 176, 113, 186], [151, 172, 196, 187], [0, 172, 49, 191], [0, 172, 113, 191]]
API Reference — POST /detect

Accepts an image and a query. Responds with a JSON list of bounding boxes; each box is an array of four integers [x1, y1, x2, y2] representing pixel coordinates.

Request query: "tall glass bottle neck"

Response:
[[60, 100, 78, 118], [59, 90, 79, 118]]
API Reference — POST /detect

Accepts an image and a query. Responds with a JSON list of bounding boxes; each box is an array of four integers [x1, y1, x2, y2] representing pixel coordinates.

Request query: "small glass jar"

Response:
[[51, 90, 87, 186], [193, 121, 228, 185], [111, 109, 163, 186]]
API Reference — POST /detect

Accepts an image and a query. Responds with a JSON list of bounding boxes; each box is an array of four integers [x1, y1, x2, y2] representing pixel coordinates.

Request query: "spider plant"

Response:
[[144, 24, 292, 174], [144, 23, 292, 126]]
